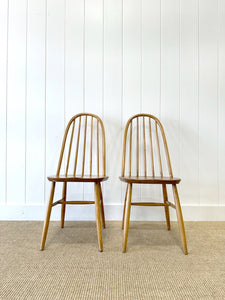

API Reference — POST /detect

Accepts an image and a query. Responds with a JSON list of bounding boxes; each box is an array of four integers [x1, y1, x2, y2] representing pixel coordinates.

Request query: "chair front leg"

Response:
[[40, 182, 56, 250], [122, 184, 129, 230], [122, 183, 132, 253], [61, 182, 67, 228], [162, 184, 170, 230], [99, 183, 106, 229], [172, 184, 188, 255], [94, 182, 103, 252]]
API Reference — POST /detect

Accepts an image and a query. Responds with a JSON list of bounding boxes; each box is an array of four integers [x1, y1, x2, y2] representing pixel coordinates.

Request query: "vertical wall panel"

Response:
[[0, 0, 8, 204], [104, 0, 122, 205], [218, 0, 225, 205], [0, 0, 224, 219], [161, 0, 180, 177], [7, 0, 27, 204], [123, 0, 141, 119], [141, 0, 161, 202], [199, 0, 218, 205], [123, 0, 142, 202], [84, 0, 103, 115], [65, 0, 84, 120], [64, 0, 84, 202], [45, 0, 65, 202], [142, 0, 161, 117], [84, 0, 103, 201], [180, 0, 199, 205], [26, 0, 45, 204]]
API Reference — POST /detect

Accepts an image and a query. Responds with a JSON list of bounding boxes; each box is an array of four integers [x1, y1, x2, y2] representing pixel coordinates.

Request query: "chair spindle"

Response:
[[74, 116, 81, 176], [143, 117, 147, 177], [82, 116, 87, 177], [129, 121, 132, 177], [155, 121, 163, 177], [149, 118, 155, 177], [65, 120, 75, 176], [97, 120, 99, 177], [136, 118, 139, 177], [90, 116, 93, 176]]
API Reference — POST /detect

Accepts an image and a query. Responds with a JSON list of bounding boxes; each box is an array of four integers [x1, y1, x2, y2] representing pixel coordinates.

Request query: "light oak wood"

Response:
[[129, 122, 132, 176], [122, 184, 129, 230], [172, 184, 188, 255], [120, 113, 187, 254], [41, 113, 108, 251], [99, 183, 106, 229], [162, 184, 170, 230], [155, 121, 163, 177], [149, 118, 155, 176], [90, 116, 93, 176], [97, 120, 100, 177], [119, 176, 180, 184], [82, 115, 87, 177], [122, 183, 132, 253], [136, 118, 139, 177], [74, 117, 81, 176], [95, 182, 103, 252], [65, 121, 75, 176], [61, 182, 67, 228], [40, 182, 55, 250], [143, 117, 147, 177]]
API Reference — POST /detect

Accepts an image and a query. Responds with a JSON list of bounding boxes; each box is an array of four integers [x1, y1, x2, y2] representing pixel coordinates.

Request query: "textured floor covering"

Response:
[[0, 221, 225, 299]]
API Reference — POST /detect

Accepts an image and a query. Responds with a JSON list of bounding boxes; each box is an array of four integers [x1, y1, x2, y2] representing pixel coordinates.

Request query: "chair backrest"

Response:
[[121, 114, 173, 178], [56, 113, 106, 177]]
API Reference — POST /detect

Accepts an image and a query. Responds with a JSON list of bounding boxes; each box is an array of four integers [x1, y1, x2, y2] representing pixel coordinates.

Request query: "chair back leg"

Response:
[[162, 184, 171, 230], [99, 184, 106, 229], [61, 182, 67, 228]]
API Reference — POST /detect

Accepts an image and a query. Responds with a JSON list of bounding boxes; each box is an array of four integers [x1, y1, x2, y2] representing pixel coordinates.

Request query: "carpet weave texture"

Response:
[[1, 221, 225, 299]]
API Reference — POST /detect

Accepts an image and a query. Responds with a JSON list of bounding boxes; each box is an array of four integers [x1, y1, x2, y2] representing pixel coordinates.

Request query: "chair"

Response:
[[40, 113, 108, 252], [120, 113, 188, 254]]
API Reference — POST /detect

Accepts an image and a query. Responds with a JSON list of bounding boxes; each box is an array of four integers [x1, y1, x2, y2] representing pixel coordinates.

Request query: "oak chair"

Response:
[[120, 113, 188, 254], [40, 113, 108, 252]]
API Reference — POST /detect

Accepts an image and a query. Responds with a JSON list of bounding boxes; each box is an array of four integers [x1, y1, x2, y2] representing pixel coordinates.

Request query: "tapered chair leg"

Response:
[[40, 182, 56, 250], [162, 184, 170, 230], [122, 184, 129, 230], [94, 183, 103, 252], [99, 183, 105, 229], [172, 184, 188, 255], [122, 183, 132, 253], [61, 182, 67, 228]]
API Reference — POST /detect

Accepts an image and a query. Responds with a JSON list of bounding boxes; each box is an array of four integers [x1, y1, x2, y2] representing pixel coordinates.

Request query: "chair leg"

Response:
[[162, 184, 170, 230], [122, 183, 132, 253], [40, 182, 56, 250], [99, 183, 106, 229], [172, 184, 188, 255], [94, 183, 103, 252], [61, 182, 67, 228], [122, 184, 129, 230]]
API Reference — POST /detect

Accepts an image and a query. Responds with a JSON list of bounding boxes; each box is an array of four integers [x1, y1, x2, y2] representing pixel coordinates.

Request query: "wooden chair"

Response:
[[40, 113, 108, 252], [120, 113, 188, 254]]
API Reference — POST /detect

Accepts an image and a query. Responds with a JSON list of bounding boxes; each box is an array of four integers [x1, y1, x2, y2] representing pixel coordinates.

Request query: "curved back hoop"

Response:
[[56, 113, 106, 177], [121, 114, 173, 178]]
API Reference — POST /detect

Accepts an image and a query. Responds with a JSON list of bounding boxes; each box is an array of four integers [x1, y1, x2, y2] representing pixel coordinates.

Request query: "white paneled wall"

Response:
[[0, 0, 225, 220]]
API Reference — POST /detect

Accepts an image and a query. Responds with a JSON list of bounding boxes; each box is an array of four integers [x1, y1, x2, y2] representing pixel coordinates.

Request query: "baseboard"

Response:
[[0, 204, 225, 221]]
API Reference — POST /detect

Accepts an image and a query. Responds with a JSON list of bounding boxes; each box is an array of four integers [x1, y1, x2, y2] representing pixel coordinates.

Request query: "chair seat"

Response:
[[48, 175, 108, 183], [119, 176, 181, 184]]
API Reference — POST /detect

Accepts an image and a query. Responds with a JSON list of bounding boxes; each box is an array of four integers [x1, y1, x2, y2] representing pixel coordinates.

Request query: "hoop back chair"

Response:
[[120, 114, 188, 254], [41, 113, 108, 252]]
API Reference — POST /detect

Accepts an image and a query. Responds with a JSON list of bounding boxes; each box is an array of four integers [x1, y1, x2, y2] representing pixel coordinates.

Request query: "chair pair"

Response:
[[40, 113, 188, 254]]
